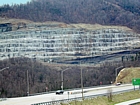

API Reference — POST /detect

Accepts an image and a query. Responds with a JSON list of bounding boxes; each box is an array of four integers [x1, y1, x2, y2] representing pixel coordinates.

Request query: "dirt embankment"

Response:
[[0, 17, 133, 32], [116, 67, 140, 84]]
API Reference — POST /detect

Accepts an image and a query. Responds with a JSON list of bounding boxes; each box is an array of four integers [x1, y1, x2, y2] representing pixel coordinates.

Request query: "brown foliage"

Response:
[[0, 0, 140, 32], [0, 57, 140, 97]]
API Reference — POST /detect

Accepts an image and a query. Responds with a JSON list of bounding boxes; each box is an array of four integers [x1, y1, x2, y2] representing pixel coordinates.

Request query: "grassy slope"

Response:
[[116, 67, 140, 84], [62, 90, 140, 105]]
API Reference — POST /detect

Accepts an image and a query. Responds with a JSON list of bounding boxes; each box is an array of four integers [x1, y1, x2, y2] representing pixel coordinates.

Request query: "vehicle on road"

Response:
[[116, 82, 121, 86], [56, 90, 64, 95]]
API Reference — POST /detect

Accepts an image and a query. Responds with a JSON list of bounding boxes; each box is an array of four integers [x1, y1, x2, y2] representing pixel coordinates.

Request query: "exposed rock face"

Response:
[[0, 19, 140, 63]]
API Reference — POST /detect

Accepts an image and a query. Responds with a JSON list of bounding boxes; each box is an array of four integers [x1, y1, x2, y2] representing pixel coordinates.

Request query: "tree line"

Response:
[[0, 56, 140, 98], [0, 0, 140, 32]]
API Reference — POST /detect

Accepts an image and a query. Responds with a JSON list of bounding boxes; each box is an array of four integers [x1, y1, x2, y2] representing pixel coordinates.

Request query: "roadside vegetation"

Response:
[[61, 90, 140, 105], [0, 56, 140, 97]]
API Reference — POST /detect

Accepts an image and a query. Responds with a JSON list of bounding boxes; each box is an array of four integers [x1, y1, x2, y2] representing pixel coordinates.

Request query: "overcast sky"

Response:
[[0, 0, 31, 6]]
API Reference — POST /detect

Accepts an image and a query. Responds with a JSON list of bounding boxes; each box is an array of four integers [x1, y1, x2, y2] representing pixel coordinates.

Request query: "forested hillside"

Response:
[[0, 0, 140, 32], [0, 57, 140, 98]]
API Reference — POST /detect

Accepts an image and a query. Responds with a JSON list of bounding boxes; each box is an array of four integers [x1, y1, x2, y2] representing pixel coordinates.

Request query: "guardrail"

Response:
[[31, 95, 99, 105], [32, 97, 82, 105]]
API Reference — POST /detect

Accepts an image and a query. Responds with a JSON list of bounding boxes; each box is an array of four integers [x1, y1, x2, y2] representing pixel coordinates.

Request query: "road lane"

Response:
[[0, 84, 138, 105]]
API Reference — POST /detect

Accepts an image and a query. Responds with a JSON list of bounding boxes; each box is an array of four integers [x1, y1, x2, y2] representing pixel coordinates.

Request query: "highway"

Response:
[[0, 84, 138, 105]]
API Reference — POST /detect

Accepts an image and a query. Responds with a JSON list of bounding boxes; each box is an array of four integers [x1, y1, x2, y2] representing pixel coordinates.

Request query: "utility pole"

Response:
[[80, 61, 84, 100], [27, 70, 29, 96], [61, 68, 70, 90], [61, 70, 64, 90], [0, 67, 9, 98]]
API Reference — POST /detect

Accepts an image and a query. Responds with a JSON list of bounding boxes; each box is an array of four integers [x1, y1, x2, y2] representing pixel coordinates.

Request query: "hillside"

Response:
[[0, 57, 140, 98], [0, 0, 140, 98], [0, 17, 133, 31], [0, 0, 140, 33], [116, 67, 140, 84], [0, 57, 115, 97]]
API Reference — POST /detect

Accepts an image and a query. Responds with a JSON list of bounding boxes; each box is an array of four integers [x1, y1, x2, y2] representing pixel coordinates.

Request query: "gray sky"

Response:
[[0, 0, 31, 6]]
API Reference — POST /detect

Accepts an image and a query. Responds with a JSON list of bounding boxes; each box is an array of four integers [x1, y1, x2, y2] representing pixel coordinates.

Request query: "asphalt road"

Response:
[[0, 84, 138, 105]]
